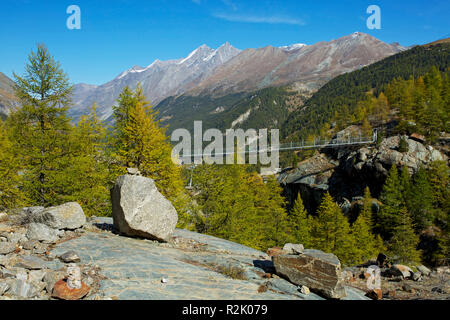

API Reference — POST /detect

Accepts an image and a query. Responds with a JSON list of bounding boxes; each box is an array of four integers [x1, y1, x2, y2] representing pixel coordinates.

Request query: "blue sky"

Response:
[[1, 0, 449, 85]]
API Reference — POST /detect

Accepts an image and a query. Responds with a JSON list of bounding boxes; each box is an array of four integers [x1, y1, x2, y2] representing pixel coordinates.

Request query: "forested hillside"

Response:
[[282, 41, 450, 141]]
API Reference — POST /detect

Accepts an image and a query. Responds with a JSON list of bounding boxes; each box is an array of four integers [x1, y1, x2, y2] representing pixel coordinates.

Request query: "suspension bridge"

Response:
[[179, 129, 378, 159], [182, 129, 378, 188]]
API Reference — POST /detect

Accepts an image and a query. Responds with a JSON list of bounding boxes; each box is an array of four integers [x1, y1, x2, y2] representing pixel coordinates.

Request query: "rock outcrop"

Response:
[[111, 175, 178, 242], [278, 132, 448, 215], [272, 249, 346, 299]]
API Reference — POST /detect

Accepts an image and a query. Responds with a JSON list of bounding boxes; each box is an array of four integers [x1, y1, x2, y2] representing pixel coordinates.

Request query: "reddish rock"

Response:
[[51, 279, 90, 300], [366, 289, 383, 300], [410, 133, 426, 143], [267, 247, 284, 257]]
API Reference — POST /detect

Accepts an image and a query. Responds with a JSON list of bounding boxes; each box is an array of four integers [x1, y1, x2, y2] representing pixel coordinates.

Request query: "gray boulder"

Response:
[[111, 175, 178, 241], [26, 223, 59, 243], [28, 202, 86, 230], [272, 249, 346, 299]]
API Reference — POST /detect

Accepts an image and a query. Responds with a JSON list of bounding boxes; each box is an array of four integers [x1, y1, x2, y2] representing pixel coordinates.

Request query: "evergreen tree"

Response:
[[408, 166, 435, 230], [111, 85, 191, 226], [0, 120, 27, 210], [312, 192, 357, 265], [59, 105, 112, 216], [351, 187, 383, 264], [376, 165, 404, 239], [288, 193, 312, 247], [388, 206, 422, 265], [9, 44, 73, 206]]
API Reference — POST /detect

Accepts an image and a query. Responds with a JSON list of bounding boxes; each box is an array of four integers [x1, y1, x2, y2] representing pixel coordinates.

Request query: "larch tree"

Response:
[[111, 84, 190, 227], [388, 206, 422, 265], [60, 104, 112, 216], [9, 44, 73, 206], [0, 120, 27, 210], [351, 187, 383, 264], [312, 192, 357, 266], [376, 165, 404, 239], [288, 193, 313, 248]]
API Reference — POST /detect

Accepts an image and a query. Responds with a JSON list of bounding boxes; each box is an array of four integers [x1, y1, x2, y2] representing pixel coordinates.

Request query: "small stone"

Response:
[[402, 283, 414, 293], [161, 277, 168, 283], [22, 240, 38, 251], [6, 232, 27, 244], [417, 265, 431, 276], [59, 251, 81, 263], [1, 267, 27, 279], [0, 281, 10, 295], [28, 269, 47, 283], [389, 264, 413, 279], [0, 212, 7, 222], [386, 290, 396, 297], [0, 242, 16, 255], [52, 279, 90, 300], [282, 243, 304, 255], [44, 270, 66, 293], [266, 247, 284, 257], [299, 285, 310, 295], [33, 242, 48, 255], [13, 255, 46, 270], [127, 168, 141, 175], [26, 223, 59, 243], [412, 272, 422, 282], [366, 289, 383, 300]]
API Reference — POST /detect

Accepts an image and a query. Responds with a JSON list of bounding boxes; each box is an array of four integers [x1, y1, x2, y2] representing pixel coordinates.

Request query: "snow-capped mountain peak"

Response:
[[280, 43, 308, 51]]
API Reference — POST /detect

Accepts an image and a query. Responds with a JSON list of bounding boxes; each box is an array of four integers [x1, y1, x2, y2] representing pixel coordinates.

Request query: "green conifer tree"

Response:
[[312, 192, 357, 265], [376, 165, 404, 239], [408, 166, 435, 230], [288, 193, 312, 247], [388, 206, 422, 265], [60, 104, 112, 216], [351, 187, 383, 264], [0, 120, 27, 210], [111, 85, 191, 227], [9, 44, 74, 206]]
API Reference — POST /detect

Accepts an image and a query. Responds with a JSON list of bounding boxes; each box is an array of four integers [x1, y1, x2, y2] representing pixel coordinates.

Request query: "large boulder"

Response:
[[110, 175, 178, 241], [28, 203, 86, 230], [272, 249, 346, 299]]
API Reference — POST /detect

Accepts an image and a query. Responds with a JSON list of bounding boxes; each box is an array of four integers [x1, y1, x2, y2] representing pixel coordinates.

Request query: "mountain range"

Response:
[[0, 72, 19, 119], [1, 32, 406, 126], [69, 32, 406, 124]]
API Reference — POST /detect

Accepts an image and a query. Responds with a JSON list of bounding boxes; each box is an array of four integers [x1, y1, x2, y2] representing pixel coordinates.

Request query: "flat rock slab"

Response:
[[49, 230, 368, 300], [12, 256, 47, 270]]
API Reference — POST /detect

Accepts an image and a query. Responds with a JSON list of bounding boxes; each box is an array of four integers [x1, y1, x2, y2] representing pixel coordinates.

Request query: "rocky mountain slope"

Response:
[[69, 32, 404, 125], [189, 32, 404, 96], [69, 43, 241, 122], [0, 72, 19, 119]]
